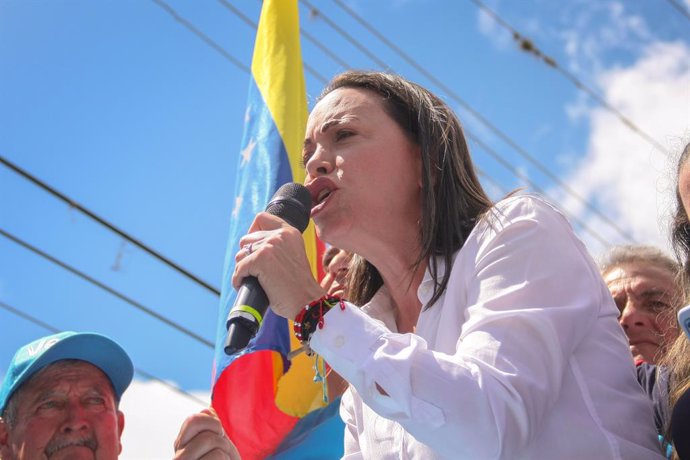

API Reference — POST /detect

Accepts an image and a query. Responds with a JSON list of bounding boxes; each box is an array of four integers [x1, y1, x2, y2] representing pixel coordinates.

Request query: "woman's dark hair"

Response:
[[318, 71, 493, 308], [671, 143, 690, 283], [662, 142, 690, 458]]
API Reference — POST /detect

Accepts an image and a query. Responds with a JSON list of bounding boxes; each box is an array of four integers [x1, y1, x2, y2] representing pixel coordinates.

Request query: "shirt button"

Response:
[[334, 335, 345, 348]]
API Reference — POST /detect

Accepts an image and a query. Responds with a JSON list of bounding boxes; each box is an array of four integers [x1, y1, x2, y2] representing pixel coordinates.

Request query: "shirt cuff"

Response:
[[309, 301, 389, 385]]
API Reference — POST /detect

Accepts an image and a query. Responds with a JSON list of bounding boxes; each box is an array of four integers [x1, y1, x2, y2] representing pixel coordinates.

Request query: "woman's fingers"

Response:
[[230, 213, 326, 318]]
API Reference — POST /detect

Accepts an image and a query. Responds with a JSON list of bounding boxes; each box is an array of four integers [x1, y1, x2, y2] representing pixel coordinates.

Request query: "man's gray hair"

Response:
[[598, 245, 680, 278], [1, 396, 17, 428]]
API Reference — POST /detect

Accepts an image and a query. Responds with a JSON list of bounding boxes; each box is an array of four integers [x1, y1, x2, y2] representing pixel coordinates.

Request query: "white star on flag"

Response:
[[240, 138, 256, 167], [231, 196, 243, 219]]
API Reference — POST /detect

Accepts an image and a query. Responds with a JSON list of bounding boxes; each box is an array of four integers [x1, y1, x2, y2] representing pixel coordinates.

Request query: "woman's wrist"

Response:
[[293, 294, 346, 351]]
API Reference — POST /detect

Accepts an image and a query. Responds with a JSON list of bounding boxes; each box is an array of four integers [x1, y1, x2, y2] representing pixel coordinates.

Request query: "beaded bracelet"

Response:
[[293, 295, 345, 350]]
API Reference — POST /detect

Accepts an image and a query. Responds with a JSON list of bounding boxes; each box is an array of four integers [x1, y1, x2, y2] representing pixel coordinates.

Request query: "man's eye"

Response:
[[38, 400, 61, 411], [336, 268, 349, 282], [86, 397, 106, 406], [648, 301, 670, 312]]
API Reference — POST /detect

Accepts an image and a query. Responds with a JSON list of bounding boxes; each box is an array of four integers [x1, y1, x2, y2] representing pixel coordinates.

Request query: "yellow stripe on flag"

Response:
[[252, 0, 326, 416]]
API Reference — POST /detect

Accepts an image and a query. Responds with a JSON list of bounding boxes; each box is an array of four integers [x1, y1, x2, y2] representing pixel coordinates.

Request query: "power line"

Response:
[[465, 0, 670, 157], [665, 0, 690, 23], [0, 299, 208, 407], [0, 154, 221, 297], [146, 0, 627, 247], [196, 0, 625, 246], [468, 136, 613, 248], [0, 227, 214, 349], [218, 0, 339, 84], [321, 0, 636, 244], [152, 0, 328, 84], [151, 0, 249, 73], [300, 1, 390, 70]]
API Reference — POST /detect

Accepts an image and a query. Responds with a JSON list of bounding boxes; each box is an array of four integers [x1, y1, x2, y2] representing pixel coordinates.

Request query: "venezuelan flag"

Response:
[[211, 1, 333, 459]]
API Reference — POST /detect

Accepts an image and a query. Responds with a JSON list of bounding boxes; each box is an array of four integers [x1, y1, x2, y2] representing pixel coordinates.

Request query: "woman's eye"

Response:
[[335, 130, 353, 141], [300, 151, 313, 169]]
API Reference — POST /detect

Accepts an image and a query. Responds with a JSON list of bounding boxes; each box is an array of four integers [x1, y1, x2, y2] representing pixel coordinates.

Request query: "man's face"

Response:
[[0, 361, 125, 460], [320, 249, 352, 297], [604, 263, 680, 364]]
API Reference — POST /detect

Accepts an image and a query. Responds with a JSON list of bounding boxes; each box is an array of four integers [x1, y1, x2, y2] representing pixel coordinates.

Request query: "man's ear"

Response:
[[0, 417, 11, 457], [116, 410, 125, 454]]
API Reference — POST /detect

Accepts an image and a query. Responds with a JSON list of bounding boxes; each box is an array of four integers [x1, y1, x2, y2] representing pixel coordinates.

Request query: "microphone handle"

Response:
[[224, 276, 269, 354]]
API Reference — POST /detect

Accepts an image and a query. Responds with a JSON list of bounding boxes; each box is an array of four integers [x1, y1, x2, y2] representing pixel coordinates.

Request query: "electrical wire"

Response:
[[299, 1, 390, 70], [0, 227, 214, 349], [165, 0, 622, 247], [152, 0, 249, 73], [152, 0, 328, 83], [0, 299, 208, 407], [468, 136, 613, 247], [465, 0, 670, 156], [215, 0, 351, 71], [0, 154, 221, 297], [326, 0, 637, 244], [665, 0, 690, 23]]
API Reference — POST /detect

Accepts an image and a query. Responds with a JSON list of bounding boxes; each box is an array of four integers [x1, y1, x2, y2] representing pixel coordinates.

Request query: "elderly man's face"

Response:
[[0, 361, 124, 460], [604, 263, 680, 364]]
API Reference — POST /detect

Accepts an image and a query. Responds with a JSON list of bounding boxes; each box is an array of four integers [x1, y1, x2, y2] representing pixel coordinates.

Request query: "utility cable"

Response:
[[319, 0, 637, 244], [152, 0, 328, 83], [0, 299, 208, 407], [299, 0, 390, 70], [0, 227, 214, 349], [0, 155, 221, 296], [465, 0, 670, 156], [665, 0, 690, 23], [468, 136, 614, 247], [198, 0, 622, 246], [216, 0, 351, 71], [152, 0, 249, 73]]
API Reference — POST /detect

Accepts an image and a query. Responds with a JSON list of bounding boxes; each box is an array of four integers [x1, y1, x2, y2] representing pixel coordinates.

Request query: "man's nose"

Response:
[[60, 401, 90, 434], [619, 304, 652, 330]]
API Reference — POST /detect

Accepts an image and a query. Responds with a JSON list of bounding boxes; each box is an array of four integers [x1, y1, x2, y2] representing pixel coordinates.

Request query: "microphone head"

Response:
[[265, 183, 312, 233]]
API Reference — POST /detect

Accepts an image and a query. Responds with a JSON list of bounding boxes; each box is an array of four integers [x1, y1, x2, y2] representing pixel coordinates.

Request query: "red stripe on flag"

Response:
[[213, 350, 299, 460]]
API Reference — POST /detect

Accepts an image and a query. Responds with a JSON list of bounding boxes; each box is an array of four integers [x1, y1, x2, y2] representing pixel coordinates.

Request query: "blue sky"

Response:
[[1, 0, 689, 456]]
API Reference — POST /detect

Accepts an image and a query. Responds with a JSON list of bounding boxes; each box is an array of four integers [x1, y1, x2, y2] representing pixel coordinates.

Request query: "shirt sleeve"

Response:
[[309, 197, 605, 458], [340, 388, 364, 459]]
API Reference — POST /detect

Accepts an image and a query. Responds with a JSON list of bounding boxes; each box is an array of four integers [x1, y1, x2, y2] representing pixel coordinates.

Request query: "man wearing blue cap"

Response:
[[0, 331, 133, 459], [0, 331, 240, 459]]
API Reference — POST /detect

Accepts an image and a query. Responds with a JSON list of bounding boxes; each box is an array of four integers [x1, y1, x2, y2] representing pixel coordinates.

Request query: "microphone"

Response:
[[224, 183, 312, 355]]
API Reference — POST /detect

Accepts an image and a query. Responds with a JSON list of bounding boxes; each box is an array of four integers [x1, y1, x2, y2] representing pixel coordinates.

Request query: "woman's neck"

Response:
[[377, 256, 427, 334]]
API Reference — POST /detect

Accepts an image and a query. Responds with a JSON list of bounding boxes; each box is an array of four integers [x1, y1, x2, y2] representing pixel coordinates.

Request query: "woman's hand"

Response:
[[233, 212, 326, 320], [173, 408, 240, 460]]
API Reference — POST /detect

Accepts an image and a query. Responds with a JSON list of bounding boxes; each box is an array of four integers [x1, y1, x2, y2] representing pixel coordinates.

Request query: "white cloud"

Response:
[[554, 41, 690, 257], [558, 1, 652, 76], [475, 2, 513, 50], [119, 379, 210, 460]]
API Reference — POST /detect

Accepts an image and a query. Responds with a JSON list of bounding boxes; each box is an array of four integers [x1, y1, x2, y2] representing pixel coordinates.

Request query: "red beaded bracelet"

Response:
[[293, 295, 345, 349]]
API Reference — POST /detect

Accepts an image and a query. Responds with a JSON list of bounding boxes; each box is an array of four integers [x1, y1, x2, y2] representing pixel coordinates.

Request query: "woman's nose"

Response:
[[305, 145, 334, 177]]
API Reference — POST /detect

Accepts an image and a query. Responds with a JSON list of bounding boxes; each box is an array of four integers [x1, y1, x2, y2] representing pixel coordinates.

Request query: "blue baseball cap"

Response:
[[0, 331, 134, 414]]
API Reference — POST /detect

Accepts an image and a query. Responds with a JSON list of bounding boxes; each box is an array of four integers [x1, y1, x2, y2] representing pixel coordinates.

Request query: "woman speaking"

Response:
[[232, 71, 663, 459]]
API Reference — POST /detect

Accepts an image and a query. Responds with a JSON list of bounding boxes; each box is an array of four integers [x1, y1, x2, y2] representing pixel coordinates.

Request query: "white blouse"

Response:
[[310, 195, 664, 460]]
